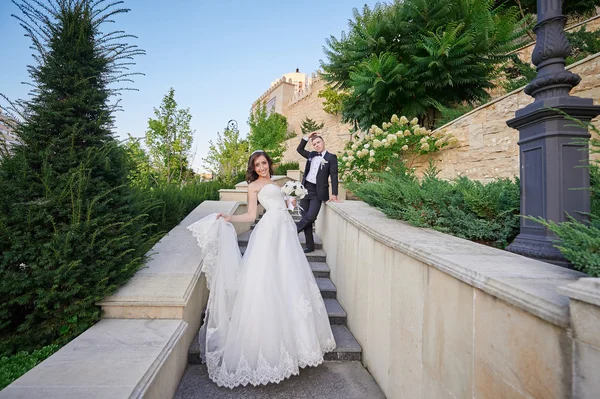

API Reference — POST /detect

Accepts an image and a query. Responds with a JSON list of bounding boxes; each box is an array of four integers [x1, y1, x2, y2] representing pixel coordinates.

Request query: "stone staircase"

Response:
[[187, 212, 362, 364]]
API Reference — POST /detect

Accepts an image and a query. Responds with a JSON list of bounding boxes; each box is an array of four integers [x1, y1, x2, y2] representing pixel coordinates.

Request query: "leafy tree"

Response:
[[203, 127, 249, 182], [321, 0, 529, 129], [318, 85, 346, 115], [0, 0, 154, 355], [300, 117, 324, 135], [494, 0, 599, 19], [145, 88, 194, 185], [247, 102, 288, 162], [123, 134, 155, 188]]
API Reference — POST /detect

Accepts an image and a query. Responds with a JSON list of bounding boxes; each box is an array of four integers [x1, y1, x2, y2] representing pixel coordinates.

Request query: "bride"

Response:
[[187, 150, 335, 389]]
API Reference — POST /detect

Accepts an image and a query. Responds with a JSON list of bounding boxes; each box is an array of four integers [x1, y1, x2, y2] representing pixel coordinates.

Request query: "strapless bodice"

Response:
[[257, 184, 287, 211]]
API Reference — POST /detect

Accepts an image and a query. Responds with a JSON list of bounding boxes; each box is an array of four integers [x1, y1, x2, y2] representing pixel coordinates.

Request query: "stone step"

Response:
[[316, 277, 336, 299], [324, 298, 347, 325], [305, 248, 327, 263], [188, 299, 349, 365], [325, 325, 362, 361], [310, 261, 330, 278], [237, 230, 322, 250], [239, 247, 327, 264]]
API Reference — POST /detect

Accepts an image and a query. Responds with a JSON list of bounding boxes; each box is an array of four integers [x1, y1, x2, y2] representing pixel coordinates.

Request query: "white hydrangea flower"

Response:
[[364, 143, 370, 149], [351, 144, 358, 151], [373, 139, 382, 148], [403, 130, 411, 136], [421, 142, 430, 150], [400, 116, 409, 124], [369, 149, 375, 157], [402, 145, 409, 151], [368, 157, 375, 163], [391, 114, 399, 123], [410, 117, 419, 126]]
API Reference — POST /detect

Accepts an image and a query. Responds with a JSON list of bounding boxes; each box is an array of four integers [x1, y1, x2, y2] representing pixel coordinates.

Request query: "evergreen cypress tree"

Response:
[[300, 117, 325, 135], [0, 0, 154, 355]]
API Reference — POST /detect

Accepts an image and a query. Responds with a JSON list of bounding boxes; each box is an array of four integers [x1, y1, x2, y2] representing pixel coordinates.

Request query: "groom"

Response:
[[296, 131, 338, 253]]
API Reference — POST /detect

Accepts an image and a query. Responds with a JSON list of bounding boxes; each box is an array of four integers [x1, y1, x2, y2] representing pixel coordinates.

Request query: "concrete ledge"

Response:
[[325, 201, 584, 328], [559, 278, 600, 307], [0, 319, 188, 399], [98, 200, 240, 318]]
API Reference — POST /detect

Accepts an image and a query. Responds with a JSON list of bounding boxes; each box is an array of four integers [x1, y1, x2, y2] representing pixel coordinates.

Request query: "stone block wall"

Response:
[[280, 77, 354, 165], [317, 200, 599, 399], [412, 53, 600, 182], [275, 16, 600, 182]]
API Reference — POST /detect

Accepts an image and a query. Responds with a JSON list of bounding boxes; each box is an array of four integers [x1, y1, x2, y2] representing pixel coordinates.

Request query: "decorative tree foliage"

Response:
[[0, 0, 154, 355], [247, 101, 288, 163], [494, 0, 599, 18], [321, 0, 529, 129], [339, 114, 457, 183], [203, 127, 249, 182], [145, 88, 194, 185], [300, 117, 324, 135], [318, 85, 346, 115]]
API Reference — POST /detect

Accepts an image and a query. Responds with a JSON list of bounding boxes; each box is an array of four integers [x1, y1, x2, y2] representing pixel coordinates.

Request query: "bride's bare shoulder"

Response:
[[247, 181, 261, 192]]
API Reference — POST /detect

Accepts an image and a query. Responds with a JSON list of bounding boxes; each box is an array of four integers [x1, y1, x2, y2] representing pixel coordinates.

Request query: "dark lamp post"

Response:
[[227, 119, 238, 132], [506, 0, 600, 266]]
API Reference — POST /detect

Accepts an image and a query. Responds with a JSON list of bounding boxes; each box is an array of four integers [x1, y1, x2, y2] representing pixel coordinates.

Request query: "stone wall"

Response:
[[316, 200, 600, 399], [412, 52, 600, 182], [280, 77, 354, 166], [517, 15, 600, 67], [275, 16, 600, 177]]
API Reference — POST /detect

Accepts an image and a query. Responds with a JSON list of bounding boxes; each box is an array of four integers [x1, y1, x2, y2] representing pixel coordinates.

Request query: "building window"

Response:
[[266, 97, 276, 115]]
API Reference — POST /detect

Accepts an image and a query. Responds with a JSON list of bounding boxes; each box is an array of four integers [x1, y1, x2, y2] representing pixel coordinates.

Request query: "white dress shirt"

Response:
[[306, 150, 327, 184]]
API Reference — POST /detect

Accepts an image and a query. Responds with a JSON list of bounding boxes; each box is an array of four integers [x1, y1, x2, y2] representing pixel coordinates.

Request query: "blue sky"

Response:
[[1, 0, 380, 171]]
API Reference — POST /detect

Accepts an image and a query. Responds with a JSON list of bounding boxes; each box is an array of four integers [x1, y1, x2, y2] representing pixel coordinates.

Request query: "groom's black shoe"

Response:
[[303, 247, 314, 254]]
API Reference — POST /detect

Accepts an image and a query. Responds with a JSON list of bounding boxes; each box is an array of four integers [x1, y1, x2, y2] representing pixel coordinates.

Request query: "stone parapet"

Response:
[[558, 278, 600, 399], [3, 200, 246, 398], [316, 200, 593, 399]]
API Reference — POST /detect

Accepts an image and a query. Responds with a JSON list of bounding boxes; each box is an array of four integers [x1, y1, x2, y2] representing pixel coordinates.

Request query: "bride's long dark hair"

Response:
[[246, 151, 274, 183]]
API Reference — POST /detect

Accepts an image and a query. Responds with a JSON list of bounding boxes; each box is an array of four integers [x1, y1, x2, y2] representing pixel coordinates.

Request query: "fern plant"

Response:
[[321, 0, 530, 130]]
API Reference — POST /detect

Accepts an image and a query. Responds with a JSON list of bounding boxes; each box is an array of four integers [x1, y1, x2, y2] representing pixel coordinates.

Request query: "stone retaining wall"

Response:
[[1, 201, 247, 399], [316, 200, 600, 399], [412, 52, 600, 182]]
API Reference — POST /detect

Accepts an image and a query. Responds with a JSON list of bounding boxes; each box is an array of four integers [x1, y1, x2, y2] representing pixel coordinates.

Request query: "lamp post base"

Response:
[[507, 233, 572, 269]]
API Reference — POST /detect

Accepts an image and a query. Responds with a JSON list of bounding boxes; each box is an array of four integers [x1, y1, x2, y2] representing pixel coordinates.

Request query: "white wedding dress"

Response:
[[187, 183, 335, 389]]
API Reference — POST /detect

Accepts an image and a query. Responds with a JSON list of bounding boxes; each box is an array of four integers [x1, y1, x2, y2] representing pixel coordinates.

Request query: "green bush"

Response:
[[530, 113, 600, 276], [348, 165, 520, 248], [0, 2, 153, 356], [275, 162, 300, 176], [141, 180, 228, 235], [0, 345, 59, 390]]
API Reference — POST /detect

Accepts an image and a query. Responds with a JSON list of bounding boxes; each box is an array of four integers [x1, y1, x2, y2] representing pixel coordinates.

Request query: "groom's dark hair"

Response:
[[246, 151, 274, 183], [311, 135, 324, 143]]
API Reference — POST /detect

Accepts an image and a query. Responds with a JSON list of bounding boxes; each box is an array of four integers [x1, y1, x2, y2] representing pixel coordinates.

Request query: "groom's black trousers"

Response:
[[296, 181, 321, 250]]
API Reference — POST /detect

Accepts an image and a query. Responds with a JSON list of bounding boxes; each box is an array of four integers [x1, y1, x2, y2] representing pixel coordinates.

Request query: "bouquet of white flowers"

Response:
[[281, 181, 308, 212]]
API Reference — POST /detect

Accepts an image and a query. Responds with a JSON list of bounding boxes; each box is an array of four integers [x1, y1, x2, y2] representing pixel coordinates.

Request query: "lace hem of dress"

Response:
[[206, 338, 336, 389], [187, 217, 219, 290]]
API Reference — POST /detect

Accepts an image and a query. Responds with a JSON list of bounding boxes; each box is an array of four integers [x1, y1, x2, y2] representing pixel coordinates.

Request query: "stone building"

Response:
[[251, 69, 353, 167]]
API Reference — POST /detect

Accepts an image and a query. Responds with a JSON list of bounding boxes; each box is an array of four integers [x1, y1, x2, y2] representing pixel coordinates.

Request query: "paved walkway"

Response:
[[174, 361, 385, 399]]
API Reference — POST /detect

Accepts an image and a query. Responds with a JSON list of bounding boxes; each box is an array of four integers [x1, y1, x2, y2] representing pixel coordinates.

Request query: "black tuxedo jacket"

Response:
[[297, 138, 338, 202]]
